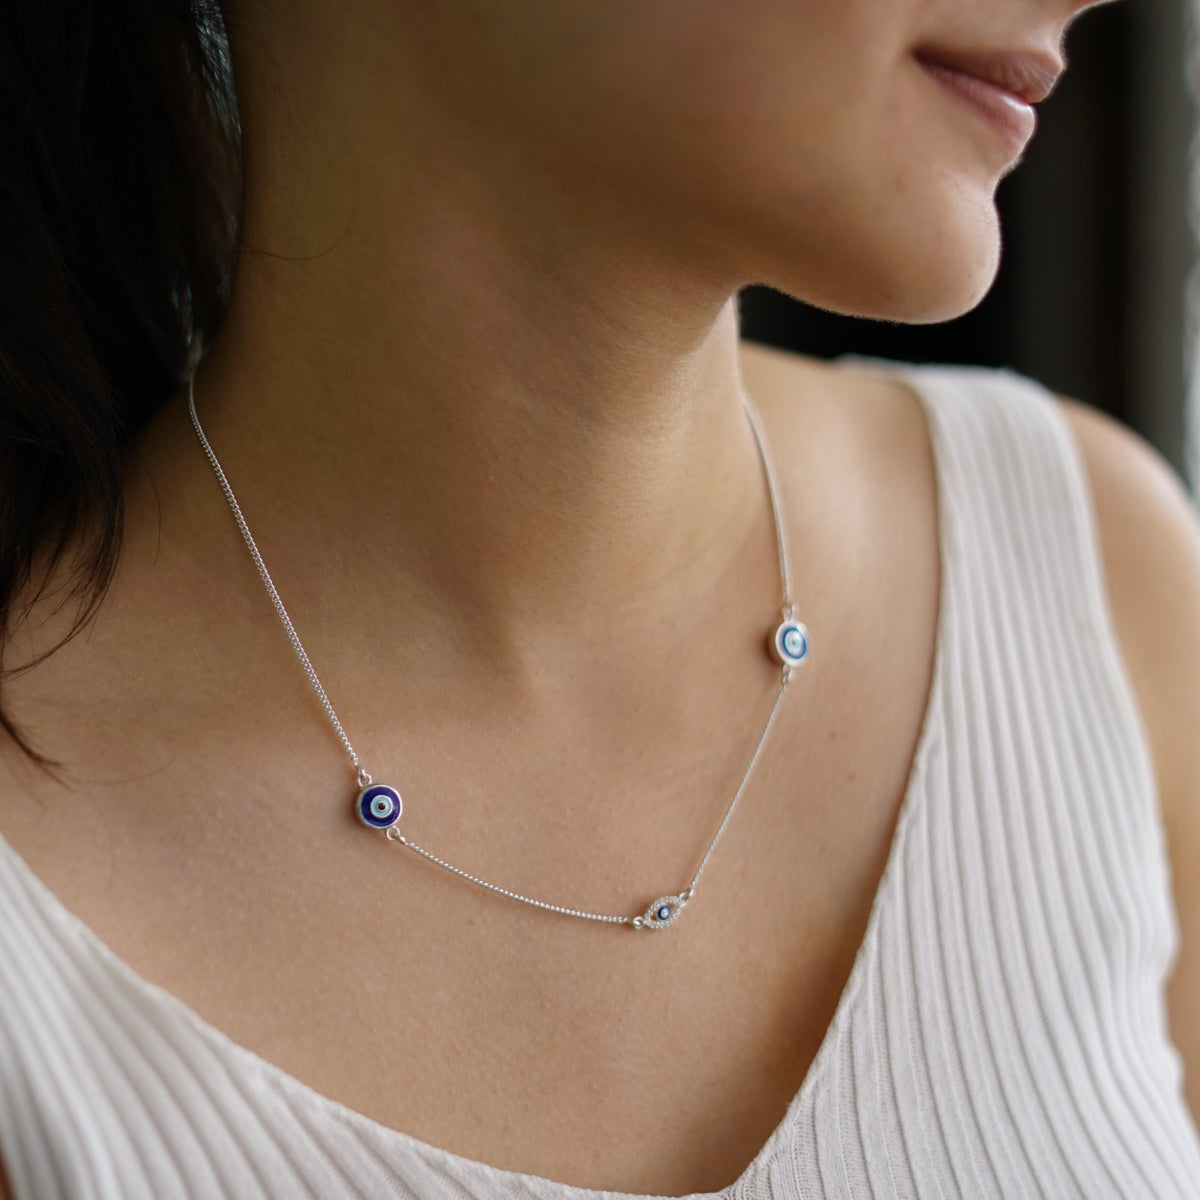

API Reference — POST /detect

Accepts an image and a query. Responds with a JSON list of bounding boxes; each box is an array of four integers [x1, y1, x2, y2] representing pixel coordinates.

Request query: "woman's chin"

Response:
[[878, 260, 1001, 325], [777, 225, 1003, 327]]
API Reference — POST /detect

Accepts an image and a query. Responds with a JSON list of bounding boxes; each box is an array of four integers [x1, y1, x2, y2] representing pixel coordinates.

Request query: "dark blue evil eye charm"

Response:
[[356, 783, 403, 830], [633, 894, 687, 931], [771, 619, 810, 667]]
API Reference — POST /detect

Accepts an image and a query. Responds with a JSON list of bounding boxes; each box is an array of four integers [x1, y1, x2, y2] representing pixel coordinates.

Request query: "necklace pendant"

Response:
[[356, 783, 403, 830], [770, 618, 809, 667], [633, 893, 688, 931]]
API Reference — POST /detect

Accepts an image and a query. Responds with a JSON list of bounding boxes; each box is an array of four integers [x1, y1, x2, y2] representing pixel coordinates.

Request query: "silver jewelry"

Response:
[[186, 378, 808, 930]]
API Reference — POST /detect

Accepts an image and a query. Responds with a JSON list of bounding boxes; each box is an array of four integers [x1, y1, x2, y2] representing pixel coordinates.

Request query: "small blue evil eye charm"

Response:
[[356, 783, 402, 830], [771, 619, 810, 667], [635, 893, 687, 931]]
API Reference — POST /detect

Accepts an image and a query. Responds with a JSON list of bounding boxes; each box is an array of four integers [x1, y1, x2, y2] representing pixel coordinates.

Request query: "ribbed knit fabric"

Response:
[[1, 365, 1199, 1199]]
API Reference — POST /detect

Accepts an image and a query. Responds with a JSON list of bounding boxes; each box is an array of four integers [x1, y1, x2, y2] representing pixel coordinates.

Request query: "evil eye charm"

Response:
[[771, 619, 810, 667], [356, 783, 403, 830], [633, 894, 687, 931]]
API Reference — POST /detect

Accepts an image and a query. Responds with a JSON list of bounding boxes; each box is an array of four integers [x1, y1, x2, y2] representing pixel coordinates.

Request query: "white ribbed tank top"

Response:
[[1, 365, 1199, 1200]]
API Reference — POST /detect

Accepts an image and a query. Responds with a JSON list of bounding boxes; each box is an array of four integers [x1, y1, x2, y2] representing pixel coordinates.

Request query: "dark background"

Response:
[[739, 0, 1195, 481]]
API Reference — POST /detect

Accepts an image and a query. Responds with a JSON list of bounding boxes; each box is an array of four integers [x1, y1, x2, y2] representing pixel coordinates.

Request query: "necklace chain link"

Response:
[[186, 376, 803, 930]]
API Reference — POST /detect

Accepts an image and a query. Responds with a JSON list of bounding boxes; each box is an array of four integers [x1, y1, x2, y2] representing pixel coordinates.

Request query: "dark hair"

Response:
[[0, 0, 240, 759]]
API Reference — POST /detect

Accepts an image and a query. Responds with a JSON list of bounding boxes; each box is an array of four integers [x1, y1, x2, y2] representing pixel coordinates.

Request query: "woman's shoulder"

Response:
[[1056, 397, 1200, 1121], [742, 341, 1200, 856], [759, 340, 1200, 1120], [1057, 396, 1200, 828]]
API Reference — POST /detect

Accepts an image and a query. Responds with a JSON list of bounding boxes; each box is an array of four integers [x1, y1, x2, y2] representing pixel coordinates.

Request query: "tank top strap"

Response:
[[895, 362, 1170, 923]]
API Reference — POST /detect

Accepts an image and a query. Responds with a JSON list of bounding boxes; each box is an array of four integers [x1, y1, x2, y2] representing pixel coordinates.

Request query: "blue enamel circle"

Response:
[[356, 783, 402, 830], [773, 619, 809, 666], [656, 904, 672, 921]]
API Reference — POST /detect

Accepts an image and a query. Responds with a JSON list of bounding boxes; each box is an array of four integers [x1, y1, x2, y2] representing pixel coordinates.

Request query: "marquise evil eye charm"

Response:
[[771, 618, 809, 668], [633, 893, 688, 930], [357, 783, 403, 830]]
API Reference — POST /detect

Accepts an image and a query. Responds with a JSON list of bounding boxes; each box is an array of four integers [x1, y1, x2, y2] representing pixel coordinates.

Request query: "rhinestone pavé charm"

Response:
[[356, 783, 403, 830], [770, 618, 809, 667], [632, 892, 689, 931]]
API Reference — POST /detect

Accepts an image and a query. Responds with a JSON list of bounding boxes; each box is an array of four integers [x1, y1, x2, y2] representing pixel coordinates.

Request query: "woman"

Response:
[[0, 0, 1197, 1196]]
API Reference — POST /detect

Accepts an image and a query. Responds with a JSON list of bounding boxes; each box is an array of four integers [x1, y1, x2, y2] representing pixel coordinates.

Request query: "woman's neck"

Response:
[[163, 264, 772, 684], [141, 1, 786, 675]]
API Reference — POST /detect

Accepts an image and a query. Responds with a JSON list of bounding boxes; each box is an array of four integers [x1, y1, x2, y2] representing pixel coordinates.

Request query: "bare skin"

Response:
[[3, 0, 1186, 1195], [0, 349, 1197, 1195], [0, 345, 942, 1195]]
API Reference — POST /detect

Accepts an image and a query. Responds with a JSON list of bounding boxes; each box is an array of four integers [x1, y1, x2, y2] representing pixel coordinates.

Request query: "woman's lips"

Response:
[[916, 50, 1060, 159]]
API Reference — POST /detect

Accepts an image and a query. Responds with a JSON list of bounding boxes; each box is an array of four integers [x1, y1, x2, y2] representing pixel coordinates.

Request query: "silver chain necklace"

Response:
[[186, 376, 809, 931]]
